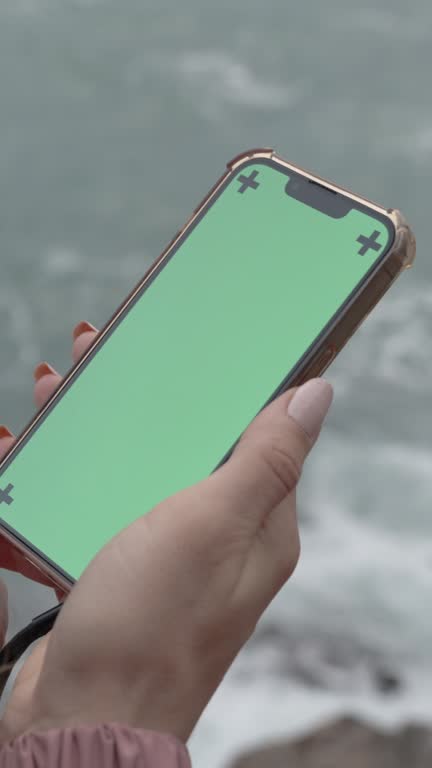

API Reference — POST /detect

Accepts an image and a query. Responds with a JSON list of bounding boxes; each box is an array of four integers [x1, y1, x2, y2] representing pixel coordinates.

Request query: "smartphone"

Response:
[[0, 148, 416, 593]]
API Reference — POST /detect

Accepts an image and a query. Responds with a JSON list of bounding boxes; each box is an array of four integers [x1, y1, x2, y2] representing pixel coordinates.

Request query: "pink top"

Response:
[[0, 724, 191, 768]]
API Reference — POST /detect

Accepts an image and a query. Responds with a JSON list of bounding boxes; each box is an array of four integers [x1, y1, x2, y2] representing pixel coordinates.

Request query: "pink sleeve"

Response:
[[0, 724, 191, 768]]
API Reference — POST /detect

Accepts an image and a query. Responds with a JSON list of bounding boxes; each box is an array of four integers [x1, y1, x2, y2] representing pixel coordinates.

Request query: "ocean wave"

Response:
[[384, 124, 432, 163], [169, 50, 302, 119], [330, 279, 432, 395]]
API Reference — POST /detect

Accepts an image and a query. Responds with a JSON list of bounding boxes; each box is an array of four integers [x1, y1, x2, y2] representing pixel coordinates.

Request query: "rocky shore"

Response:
[[229, 718, 432, 768]]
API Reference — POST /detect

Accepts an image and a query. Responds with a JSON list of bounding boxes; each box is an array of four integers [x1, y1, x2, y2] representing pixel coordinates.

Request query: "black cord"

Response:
[[0, 604, 62, 698]]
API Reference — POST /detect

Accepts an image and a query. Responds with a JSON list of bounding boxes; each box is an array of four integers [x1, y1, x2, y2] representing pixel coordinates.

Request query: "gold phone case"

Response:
[[0, 148, 416, 592]]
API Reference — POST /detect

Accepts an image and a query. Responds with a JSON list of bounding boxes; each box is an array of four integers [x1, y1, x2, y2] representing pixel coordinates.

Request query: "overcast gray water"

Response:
[[1, 1, 432, 765]]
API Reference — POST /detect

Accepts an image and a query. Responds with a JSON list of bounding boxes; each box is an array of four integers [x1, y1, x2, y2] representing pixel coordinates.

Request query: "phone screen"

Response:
[[0, 158, 393, 582]]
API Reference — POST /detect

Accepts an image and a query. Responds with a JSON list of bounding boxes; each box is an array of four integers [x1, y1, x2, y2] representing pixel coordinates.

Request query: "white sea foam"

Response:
[[384, 125, 432, 163], [330, 280, 432, 395], [43, 247, 84, 275], [170, 51, 302, 120]]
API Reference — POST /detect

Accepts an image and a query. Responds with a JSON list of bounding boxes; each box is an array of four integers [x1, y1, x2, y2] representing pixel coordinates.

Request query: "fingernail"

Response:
[[73, 321, 97, 340], [0, 425, 13, 439], [287, 378, 334, 439], [33, 362, 57, 382]]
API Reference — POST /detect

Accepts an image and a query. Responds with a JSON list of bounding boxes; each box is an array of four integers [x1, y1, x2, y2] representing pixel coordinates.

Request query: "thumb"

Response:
[[214, 378, 333, 530]]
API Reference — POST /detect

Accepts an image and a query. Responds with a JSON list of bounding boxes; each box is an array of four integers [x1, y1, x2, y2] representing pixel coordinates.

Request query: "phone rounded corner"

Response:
[[386, 208, 416, 272], [226, 147, 275, 172]]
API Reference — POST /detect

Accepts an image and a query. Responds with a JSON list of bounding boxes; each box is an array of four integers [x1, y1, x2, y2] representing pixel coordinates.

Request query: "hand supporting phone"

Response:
[[0, 149, 415, 678]]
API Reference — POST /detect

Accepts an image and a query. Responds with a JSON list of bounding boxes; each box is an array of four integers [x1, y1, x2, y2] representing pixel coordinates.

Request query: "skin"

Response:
[[0, 323, 332, 745]]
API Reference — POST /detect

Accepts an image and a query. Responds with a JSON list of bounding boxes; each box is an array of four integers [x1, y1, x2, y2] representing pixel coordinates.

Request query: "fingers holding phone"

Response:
[[14, 377, 332, 745], [0, 428, 14, 464], [72, 321, 98, 363], [32, 321, 98, 410]]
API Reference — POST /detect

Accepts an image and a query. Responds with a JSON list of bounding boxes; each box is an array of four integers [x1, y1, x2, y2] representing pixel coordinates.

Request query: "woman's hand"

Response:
[[0, 322, 333, 744]]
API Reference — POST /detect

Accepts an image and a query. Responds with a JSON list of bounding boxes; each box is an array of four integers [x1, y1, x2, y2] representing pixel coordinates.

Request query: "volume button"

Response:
[[314, 344, 336, 375], [301, 345, 336, 383]]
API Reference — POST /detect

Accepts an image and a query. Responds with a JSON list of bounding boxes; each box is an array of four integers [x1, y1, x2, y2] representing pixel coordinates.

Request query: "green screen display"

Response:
[[0, 159, 393, 581]]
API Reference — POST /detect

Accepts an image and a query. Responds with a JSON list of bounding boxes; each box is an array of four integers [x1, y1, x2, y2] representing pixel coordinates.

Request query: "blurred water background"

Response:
[[0, 1, 432, 765]]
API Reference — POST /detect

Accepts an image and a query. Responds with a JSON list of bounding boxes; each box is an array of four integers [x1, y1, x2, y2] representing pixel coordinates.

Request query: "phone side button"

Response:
[[316, 344, 336, 375], [302, 345, 336, 382]]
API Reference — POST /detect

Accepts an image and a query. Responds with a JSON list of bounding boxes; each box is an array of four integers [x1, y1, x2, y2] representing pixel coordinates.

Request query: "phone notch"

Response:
[[285, 175, 352, 219]]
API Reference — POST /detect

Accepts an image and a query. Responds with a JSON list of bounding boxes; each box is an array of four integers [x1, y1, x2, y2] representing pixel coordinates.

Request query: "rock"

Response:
[[374, 669, 401, 695], [228, 717, 432, 768]]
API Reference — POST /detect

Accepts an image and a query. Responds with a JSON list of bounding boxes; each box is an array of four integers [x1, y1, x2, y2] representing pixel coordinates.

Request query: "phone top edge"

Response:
[[228, 147, 387, 212], [226, 147, 275, 169], [227, 148, 416, 269]]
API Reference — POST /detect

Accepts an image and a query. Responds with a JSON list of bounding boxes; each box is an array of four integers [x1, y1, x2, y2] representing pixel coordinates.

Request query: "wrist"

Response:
[[21, 699, 194, 743]]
